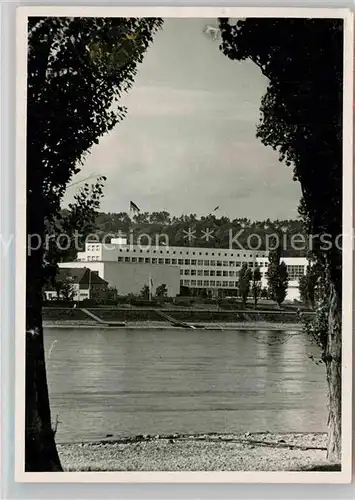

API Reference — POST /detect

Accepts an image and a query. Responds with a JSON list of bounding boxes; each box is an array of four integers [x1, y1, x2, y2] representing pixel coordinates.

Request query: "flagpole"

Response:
[[148, 272, 152, 301]]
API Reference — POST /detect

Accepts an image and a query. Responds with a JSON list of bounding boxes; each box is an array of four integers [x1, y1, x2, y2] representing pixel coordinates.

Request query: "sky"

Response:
[[64, 18, 302, 220]]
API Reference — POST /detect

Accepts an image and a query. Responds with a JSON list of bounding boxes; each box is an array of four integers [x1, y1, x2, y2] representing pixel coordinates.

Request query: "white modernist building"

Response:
[[60, 236, 308, 300]]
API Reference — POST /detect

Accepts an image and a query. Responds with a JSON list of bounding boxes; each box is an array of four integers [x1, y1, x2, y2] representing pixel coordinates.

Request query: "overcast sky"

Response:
[[64, 18, 302, 220]]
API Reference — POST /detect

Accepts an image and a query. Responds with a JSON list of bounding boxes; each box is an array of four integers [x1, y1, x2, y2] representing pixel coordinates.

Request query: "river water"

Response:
[[44, 327, 327, 443]]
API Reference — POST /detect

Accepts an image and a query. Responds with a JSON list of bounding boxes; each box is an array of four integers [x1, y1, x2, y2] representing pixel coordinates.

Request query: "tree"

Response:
[[220, 17, 343, 459], [26, 17, 162, 471], [266, 248, 289, 308], [251, 266, 262, 308], [298, 262, 321, 309], [54, 276, 76, 301], [140, 284, 150, 300], [238, 263, 252, 307], [156, 283, 168, 298]]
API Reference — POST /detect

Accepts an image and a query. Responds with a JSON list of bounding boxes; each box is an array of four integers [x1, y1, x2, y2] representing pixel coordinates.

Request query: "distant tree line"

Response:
[[66, 210, 309, 256]]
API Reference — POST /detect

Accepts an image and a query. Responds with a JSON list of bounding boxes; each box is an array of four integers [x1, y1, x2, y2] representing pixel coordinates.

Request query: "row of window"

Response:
[[117, 247, 264, 258], [115, 256, 258, 267], [181, 280, 238, 288], [181, 269, 241, 277]]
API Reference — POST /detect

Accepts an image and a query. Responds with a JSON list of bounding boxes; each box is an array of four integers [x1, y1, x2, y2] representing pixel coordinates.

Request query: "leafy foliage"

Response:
[[26, 17, 162, 471], [266, 246, 289, 307], [156, 283, 168, 298], [251, 266, 262, 308], [219, 17, 342, 287], [238, 263, 252, 306], [219, 18, 343, 458], [140, 284, 150, 300], [85, 211, 307, 255], [28, 17, 163, 222]]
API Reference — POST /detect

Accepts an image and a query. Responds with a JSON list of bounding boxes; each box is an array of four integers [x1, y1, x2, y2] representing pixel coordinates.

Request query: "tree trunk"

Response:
[[324, 280, 342, 462], [26, 196, 62, 471]]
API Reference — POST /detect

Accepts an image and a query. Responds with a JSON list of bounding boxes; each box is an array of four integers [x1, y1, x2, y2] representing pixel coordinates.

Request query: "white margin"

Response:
[[14, 5, 354, 484]]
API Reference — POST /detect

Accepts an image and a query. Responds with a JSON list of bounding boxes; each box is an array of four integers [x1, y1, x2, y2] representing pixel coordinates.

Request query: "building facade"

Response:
[[61, 238, 308, 301], [58, 261, 180, 297], [74, 239, 269, 297]]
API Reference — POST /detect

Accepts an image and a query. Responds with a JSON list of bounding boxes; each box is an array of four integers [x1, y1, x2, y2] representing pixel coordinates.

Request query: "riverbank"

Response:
[[57, 432, 338, 472], [43, 319, 303, 330]]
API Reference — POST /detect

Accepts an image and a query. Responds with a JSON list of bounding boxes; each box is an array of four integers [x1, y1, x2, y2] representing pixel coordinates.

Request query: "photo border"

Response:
[[14, 5, 354, 483]]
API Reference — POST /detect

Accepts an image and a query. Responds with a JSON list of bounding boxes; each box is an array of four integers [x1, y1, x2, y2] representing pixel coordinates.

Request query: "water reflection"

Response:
[[44, 327, 327, 443]]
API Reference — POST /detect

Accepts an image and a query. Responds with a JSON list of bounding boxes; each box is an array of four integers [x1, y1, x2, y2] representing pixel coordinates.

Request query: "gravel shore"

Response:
[[58, 432, 338, 472]]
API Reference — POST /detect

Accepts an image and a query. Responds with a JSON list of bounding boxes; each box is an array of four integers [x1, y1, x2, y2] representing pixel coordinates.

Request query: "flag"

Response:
[[130, 201, 140, 213], [213, 206, 219, 211]]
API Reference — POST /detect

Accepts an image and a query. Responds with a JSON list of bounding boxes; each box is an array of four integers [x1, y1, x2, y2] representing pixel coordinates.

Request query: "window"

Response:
[[229, 282, 235, 287], [198, 270, 203, 276], [140, 249, 143, 253], [198, 260, 203, 265], [204, 260, 210, 266], [126, 249, 129, 252], [158, 258, 164, 264], [131, 257, 137, 263], [145, 258, 150, 263], [184, 259, 190, 265], [216, 270, 222, 276], [229, 271, 235, 277], [217, 261, 222, 267], [173, 251, 176, 254], [191, 259, 196, 265], [204, 270, 209, 276], [197, 280, 203, 286], [172, 259, 177, 264], [192, 252, 195, 255], [287, 265, 306, 280], [223, 281, 228, 287], [184, 280, 190, 286], [211, 253, 215, 256], [139, 258, 144, 263], [248, 262, 254, 268], [191, 280, 197, 286], [152, 258, 157, 264], [210, 260, 216, 266], [178, 259, 183, 265], [118, 257, 123, 262], [216, 280, 222, 287], [191, 269, 196, 276], [199, 252, 202, 255], [165, 259, 171, 264], [125, 257, 130, 262], [203, 280, 209, 286], [229, 261, 235, 267], [119, 249, 123, 252], [224, 253, 228, 256], [236, 261, 241, 267], [160, 250, 163, 254], [223, 261, 228, 267], [184, 269, 190, 275], [210, 280, 216, 286], [180, 269, 184, 275], [223, 271, 228, 277], [210, 270, 215, 277]]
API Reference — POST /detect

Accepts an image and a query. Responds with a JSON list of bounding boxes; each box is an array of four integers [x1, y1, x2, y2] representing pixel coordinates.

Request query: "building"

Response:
[[256, 256, 308, 301], [70, 239, 267, 298], [44, 267, 109, 302], [58, 261, 180, 297], [61, 237, 308, 301]]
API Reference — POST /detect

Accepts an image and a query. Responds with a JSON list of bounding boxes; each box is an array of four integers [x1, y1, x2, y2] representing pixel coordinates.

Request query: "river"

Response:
[[44, 327, 327, 443]]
